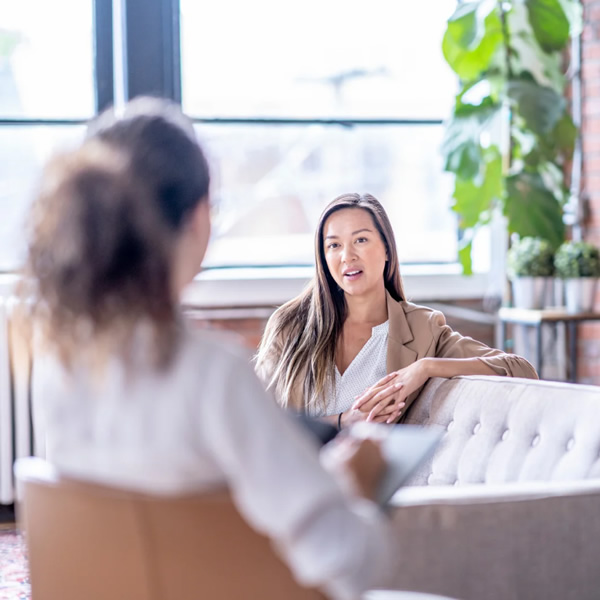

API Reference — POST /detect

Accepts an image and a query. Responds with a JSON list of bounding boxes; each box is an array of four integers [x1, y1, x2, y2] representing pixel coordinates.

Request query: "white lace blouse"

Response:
[[308, 321, 389, 418]]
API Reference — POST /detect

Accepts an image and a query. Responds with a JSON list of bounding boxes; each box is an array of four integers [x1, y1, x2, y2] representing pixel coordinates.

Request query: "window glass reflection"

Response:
[[181, 0, 457, 119], [198, 124, 457, 267], [0, 126, 85, 270], [0, 1, 94, 119]]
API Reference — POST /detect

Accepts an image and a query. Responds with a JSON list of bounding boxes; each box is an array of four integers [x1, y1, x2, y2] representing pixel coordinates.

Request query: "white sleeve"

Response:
[[195, 347, 399, 600]]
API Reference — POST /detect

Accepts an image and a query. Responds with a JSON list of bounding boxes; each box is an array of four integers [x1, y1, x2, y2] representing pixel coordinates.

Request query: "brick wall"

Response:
[[186, 300, 496, 354], [580, 0, 600, 384]]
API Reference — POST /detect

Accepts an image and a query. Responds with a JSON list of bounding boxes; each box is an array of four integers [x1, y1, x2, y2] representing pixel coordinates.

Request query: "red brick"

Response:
[[583, 75, 600, 93], [582, 116, 600, 135], [579, 225, 600, 240], [582, 60, 600, 82], [583, 156, 600, 174], [583, 211, 600, 228], [583, 84, 600, 103], [583, 173, 600, 195], [582, 134, 600, 154], [585, 2, 600, 24], [583, 98, 600, 117], [579, 323, 600, 340], [583, 42, 600, 61], [187, 316, 269, 350]]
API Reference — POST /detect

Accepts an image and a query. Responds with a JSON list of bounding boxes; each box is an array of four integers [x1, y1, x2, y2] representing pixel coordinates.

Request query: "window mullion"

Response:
[[94, 0, 114, 112], [121, 0, 181, 102]]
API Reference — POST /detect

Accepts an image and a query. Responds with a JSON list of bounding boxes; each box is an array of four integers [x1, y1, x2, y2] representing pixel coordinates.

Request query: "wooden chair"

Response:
[[15, 457, 326, 600]]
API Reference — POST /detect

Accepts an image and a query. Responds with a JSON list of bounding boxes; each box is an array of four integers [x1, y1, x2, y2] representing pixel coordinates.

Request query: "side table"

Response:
[[497, 307, 600, 382]]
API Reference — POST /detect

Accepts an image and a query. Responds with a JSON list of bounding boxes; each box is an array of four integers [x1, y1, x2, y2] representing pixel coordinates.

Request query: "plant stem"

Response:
[[498, 0, 515, 172], [498, 1, 514, 79]]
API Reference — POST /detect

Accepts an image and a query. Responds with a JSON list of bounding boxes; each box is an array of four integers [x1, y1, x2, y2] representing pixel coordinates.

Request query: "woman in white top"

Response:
[[255, 193, 537, 430], [23, 99, 399, 600]]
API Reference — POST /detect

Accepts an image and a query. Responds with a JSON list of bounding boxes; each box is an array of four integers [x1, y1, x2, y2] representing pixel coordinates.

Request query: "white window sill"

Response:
[[0, 266, 491, 309], [181, 265, 490, 308]]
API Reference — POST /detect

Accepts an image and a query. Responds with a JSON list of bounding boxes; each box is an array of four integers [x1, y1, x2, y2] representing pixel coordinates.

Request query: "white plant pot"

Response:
[[549, 278, 565, 308], [511, 277, 550, 310], [564, 278, 598, 313]]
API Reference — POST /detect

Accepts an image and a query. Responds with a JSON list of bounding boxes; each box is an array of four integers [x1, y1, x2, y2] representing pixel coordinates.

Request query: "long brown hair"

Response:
[[255, 193, 405, 411], [20, 98, 210, 370]]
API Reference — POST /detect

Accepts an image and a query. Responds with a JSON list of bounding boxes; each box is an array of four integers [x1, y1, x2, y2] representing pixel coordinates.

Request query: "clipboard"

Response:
[[351, 422, 444, 505]]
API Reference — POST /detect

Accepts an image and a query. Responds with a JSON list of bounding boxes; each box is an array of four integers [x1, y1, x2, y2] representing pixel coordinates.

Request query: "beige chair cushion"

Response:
[[16, 458, 325, 600]]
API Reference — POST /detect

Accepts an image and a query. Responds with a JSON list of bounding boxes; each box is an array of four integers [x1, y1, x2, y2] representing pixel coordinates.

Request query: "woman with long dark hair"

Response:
[[256, 193, 537, 429], [23, 100, 400, 600]]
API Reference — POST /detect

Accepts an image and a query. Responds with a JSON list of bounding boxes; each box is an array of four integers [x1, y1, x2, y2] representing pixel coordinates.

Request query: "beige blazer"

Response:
[[258, 292, 538, 415], [384, 293, 538, 417]]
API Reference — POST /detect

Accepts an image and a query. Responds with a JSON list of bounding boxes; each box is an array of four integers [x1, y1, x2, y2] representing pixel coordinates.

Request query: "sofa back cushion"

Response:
[[403, 375, 600, 486]]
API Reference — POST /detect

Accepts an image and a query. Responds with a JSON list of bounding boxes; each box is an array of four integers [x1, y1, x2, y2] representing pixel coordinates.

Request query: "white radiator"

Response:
[[0, 297, 34, 505]]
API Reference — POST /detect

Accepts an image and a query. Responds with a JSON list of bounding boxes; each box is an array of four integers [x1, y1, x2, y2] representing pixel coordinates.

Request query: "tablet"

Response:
[[351, 422, 445, 505]]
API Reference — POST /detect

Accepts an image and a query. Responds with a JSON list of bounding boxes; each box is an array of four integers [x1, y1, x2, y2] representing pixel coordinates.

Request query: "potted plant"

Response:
[[554, 241, 600, 313], [441, 0, 582, 274], [507, 236, 554, 309]]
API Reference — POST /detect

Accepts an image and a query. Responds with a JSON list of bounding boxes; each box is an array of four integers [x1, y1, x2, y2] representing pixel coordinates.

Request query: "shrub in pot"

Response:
[[507, 237, 554, 309], [554, 241, 600, 313]]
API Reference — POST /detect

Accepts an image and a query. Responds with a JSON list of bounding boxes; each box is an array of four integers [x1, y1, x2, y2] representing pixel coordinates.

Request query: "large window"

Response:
[[0, 0, 466, 281], [181, 0, 458, 268], [0, 0, 94, 270]]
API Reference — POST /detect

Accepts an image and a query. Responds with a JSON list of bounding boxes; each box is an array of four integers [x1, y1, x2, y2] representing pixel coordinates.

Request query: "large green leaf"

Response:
[[442, 8, 503, 81], [504, 172, 565, 249], [513, 30, 565, 92], [507, 78, 565, 135], [452, 148, 503, 228], [557, 0, 583, 37], [444, 137, 482, 181], [442, 104, 500, 179], [446, 0, 497, 48], [458, 239, 474, 275], [524, 0, 570, 52], [446, 2, 483, 48], [551, 111, 577, 157], [525, 110, 577, 165], [0, 30, 22, 59], [455, 91, 499, 117]]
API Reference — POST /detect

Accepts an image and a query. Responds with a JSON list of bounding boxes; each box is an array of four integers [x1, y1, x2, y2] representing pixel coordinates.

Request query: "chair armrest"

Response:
[[386, 481, 600, 600]]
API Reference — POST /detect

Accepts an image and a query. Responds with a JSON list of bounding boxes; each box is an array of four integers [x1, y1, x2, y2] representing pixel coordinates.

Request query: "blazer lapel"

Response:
[[386, 291, 417, 372]]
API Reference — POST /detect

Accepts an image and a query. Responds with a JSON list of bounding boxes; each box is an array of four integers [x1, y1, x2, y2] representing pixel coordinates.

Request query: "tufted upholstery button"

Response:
[[532, 434, 540, 447], [567, 438, 575, 451], [502, 429, 510, 441], [473, 423, 481, 434], [447, 420, 454, 431]]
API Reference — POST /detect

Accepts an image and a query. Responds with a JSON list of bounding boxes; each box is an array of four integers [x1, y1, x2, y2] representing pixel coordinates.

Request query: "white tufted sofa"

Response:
[[385, 375, 600, 600]]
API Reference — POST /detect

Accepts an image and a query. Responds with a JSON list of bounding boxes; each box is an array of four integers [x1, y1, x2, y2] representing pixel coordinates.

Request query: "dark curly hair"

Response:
[[20, 98, 210, 370]]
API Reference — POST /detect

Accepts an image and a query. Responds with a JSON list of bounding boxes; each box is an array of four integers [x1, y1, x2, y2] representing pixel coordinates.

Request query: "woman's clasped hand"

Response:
[[344, 360, 430, 425]]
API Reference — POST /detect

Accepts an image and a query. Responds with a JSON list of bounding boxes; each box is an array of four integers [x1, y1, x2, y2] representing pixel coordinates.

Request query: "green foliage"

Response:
[[525, 0, 570, 51], [0, 29, 22, 60], [504, 172, 565, 248], [443, 4, 503, 81], [441, 0, 581, 273], [554, 241, 600, 278], [507, 236, 555, 277]]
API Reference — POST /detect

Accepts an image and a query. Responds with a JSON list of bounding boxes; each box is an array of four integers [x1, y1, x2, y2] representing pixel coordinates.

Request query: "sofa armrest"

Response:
[[386, 481, 600, 600], [392, 479, 600, 506]]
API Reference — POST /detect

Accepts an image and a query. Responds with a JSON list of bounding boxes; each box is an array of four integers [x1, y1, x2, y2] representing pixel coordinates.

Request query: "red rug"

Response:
[[0, 529, 29, 600]]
